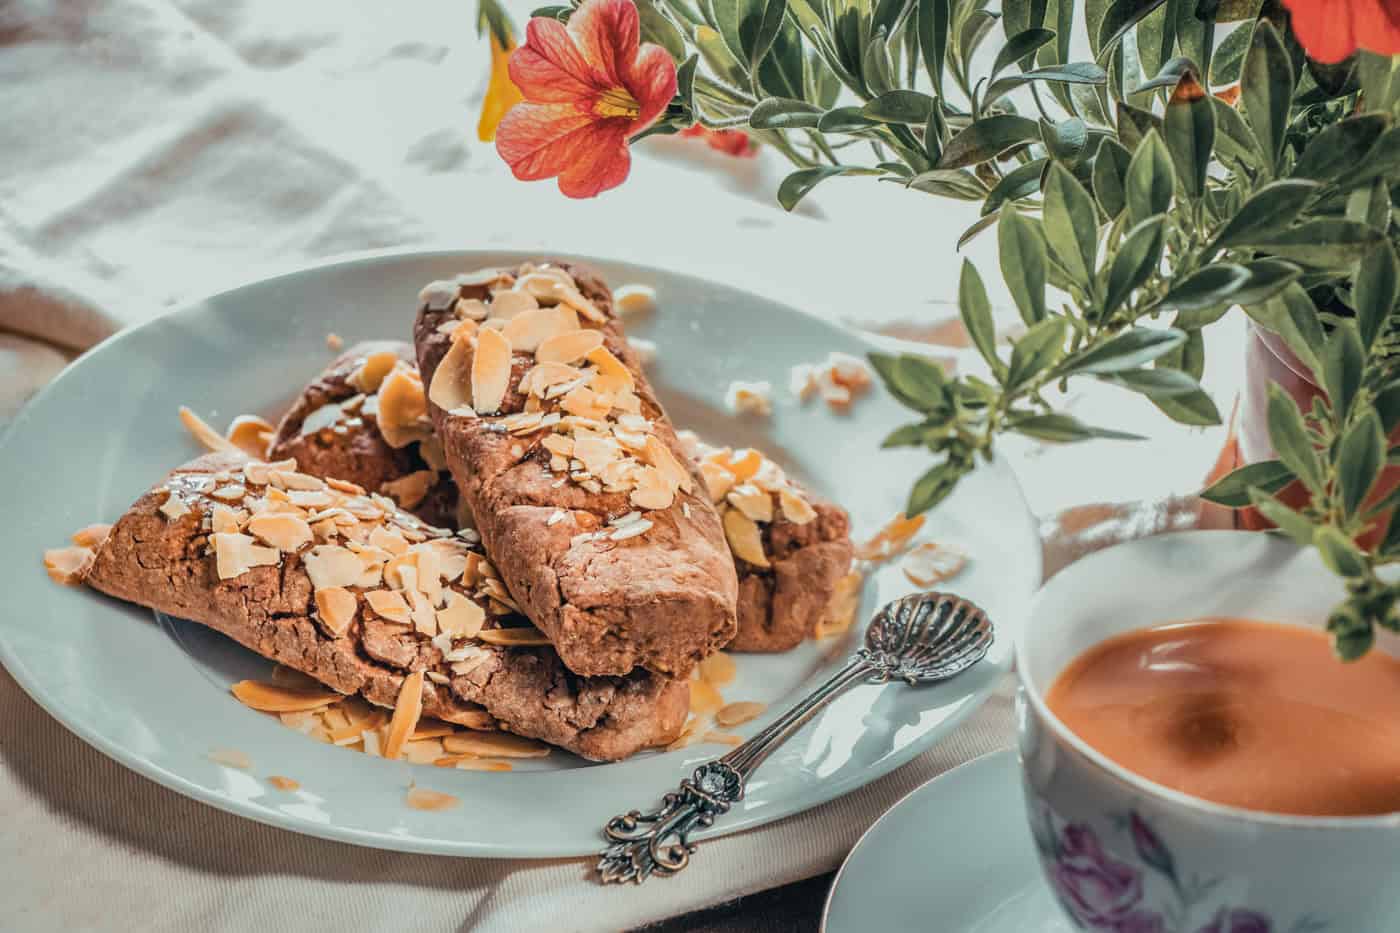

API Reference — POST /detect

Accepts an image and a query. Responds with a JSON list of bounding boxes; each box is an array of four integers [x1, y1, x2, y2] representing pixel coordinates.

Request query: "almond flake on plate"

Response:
[[383, 670, 426, 760], [267, 775, 301, 791], [231, 679, 342, 712], [715, 701, 766, 728], [43, 546, 95, 585], [226, 414, 274, 458], [405, 787, 460, 811], [441, 731, 551, 758], [703, 731, 743, 748], [690, 677, 723, 716], [178, 406, 239, 454], [208, 747, 253, 770], [698, 651, 736, 686], [70, 523, 113, 549], [855, 512, 927, 562], [901, 542, 968, 586], [613, 283, 657, 316], [725, 380, 773, 417]]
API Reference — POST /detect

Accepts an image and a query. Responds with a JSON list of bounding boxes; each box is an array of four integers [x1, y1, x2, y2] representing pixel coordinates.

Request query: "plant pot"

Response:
[[1233, 320, 1400, 548]]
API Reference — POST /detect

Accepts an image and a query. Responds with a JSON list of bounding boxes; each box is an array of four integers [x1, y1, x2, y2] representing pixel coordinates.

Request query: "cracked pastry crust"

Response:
[[81, 452, 686, 761], [414, 261, 739, 678]]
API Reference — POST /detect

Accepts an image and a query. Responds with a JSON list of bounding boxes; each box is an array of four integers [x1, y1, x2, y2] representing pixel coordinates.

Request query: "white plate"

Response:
[[823, 749, 1069, 932], [0, 248, 1039, 857]]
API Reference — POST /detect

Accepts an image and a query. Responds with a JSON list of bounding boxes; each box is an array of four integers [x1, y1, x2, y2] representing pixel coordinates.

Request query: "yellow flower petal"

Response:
[[477, 34, 523, 143]]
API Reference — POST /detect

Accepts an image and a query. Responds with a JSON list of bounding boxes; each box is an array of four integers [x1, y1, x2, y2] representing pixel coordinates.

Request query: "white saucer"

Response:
[[823, 748, 1071, 932]]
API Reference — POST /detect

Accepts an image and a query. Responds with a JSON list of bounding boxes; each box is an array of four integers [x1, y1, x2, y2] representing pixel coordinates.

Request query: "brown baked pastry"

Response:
[[414, 261, 738, 678], [268, 341, 459, 529], [75, 452, 686, 761], [679, 432, 855, 652]]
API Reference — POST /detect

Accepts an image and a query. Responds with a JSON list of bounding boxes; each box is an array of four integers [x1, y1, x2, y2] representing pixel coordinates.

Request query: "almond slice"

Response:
[[246, 513, 313, 552], [723, 509, 770, 568], [436, 592, 486, 638], [428, 332, 474, 412], [208, 747, 253, 769], [441, 731, 550, 758], [212, 532, 280, 580], [715, 701, 765, 728], [901, 542, 967, 586], [405, 787, 460, 811], [487, 289, 538, 319], [314, 586, 357, 635], [642, 435, 693, 493], [383, 670, 426, 760], [226, 414, 274, 458], [689, 678, 723, 716], [179, 406, 239, 454], [267, 775, 300, 791], [613, 283, 657, 316], [350, 350, 399, 393], [476, 627, 551, 647], [629, 465, 676, 511], [585, 346, 635, 391], [403, 738, 446, 764], [699, 461, 735, 502], [817, 571, 864, 639], [377, 367, 431, 448], [302, 545, 363, 590], [501, 307, 572, 352], [231, 679, 341, 712], [535, 329, 603, 365], [365, 589, 411, 624], [70, 523, 113, 549], [779, 488, 817, 525], [43, 546, 94, 585], [471, 327, 512, 415], [210, 504, 242, 535], [856, 512, 927, 562], [380, 470, 434, 510], [411, 720, 459, 741], [718, 448, 763, 482], [698, 651, 736, 687], [727, 484, 773, 523], [450, 757, 514, 771], [159, 493, 192, 521], [703, 731, 743, 747]]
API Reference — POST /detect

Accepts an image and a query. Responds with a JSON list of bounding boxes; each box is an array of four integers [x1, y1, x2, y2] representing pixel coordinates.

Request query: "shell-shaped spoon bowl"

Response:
[[861, 592, 994, 684]]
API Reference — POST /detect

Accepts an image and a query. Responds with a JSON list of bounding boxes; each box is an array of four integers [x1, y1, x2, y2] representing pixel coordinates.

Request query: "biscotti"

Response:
[[78, 452, 686, 761], [680, 432, 854, 652], [414, 261, 738, 677], [268, 341, 459, 529]]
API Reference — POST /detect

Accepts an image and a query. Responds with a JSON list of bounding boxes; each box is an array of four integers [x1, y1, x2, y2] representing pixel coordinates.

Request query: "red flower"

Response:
[[1280, 0, 1400, 63], [679, 124, 758, 157], [495, 0, 677, 198]]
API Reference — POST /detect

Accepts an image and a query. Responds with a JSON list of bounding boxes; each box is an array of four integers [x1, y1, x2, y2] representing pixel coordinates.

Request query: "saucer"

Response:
[[823, 749, 1071, 932]]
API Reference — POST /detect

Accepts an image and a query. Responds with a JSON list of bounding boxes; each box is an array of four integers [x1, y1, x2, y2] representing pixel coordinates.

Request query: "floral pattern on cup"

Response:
[[1031, 803, 1327, 933]]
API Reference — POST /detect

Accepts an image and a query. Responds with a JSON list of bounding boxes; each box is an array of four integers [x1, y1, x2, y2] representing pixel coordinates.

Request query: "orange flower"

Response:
[[1280, 0, 1400, 63], [495, 0, 677, 198], [477, 33, 524, 143], [679, 124, 758, 157]]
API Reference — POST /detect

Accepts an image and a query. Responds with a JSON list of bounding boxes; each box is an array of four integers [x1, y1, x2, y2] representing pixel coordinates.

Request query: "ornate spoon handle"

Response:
[[597, 656, 876, 884]]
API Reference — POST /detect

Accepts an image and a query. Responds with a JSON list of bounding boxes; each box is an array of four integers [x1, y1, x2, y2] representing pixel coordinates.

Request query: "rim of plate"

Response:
[[0, 247, 1042, 857]]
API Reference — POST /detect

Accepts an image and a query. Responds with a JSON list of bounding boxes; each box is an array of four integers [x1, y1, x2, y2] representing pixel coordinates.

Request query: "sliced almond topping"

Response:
[[267, 775, 301, 791], [412, 720, 458, 741], [642, 435, 693, 494], [455, 297, 490, 320], [380, 470, 435, 510], [560, 385, 610, 420], [350, 351, 400, 393], [476, 627, 551, 647], [471, 327, 512, 415], [383, 670, 426, 760], [231, 680, 341, 712], [428, 332, 475, 412], [629, 466, 675, 511], [613, 283, 657, 316], [715, 701, 765, 728], [536, 329, 603, 365], [226, 414, 274, 458], [448, 757, 514, 771], [208, 747, 253, 770], [365, 589, 411, 624], [210, 505, 243, 534], [243, 459, 297, 487], [368, 524, 409, 556], [901, 542, 968, 586], [43, 546, 94, 586], [210, 484, 247, 502], [437, 592, 486, 639], [856, 512, 927, 562], [212, 532, 280, 580], [610, 519, 652, 541], [179, 406, 239, 453], [690, 678, 723, 716], [718, 448, 763, 482], [269, 469, 326, 492], [159, 493, 192, 521], [405, 787, 460, 811], [408, 590, 437, 636], [585, 346, 635, 391], [487, 289, 539, 319], [779, 488, 817, 525], [703, 731, 743, 747], [699, 461, 735, 502], [727, 484, 774, 523], [302, 545, 364, 590], [725, 380, 773, 417], [403, 738, 446, 764], [699, 651, 736, 686], [817, 571, 864, 639], [723, 509, 770, 568], [247, 513, 313, 552], [68, 524, 112, 550], [501, 307, 572, 352], [314, 587, 357, 635], [441, 731, 550, 758], [827, 351, 874, 390], [523, 361, 584, 397], [789, 363, 819, 401], [378, 367, 431, 448]]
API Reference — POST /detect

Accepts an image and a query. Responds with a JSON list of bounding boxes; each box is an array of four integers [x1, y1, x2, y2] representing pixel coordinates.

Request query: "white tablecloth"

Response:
[[0, 2, 1239, 929]]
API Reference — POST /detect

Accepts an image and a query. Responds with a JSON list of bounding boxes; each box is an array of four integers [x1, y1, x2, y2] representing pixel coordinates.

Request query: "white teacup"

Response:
[[1015, 530, 1400, 932]]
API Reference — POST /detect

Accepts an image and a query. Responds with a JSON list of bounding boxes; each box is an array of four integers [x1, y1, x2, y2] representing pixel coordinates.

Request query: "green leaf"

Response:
[[1125, 130, 1175, 226], [905, 169, 989, 200], [1334, 126, 1400, 192], [1339, 410, 1385, 518], [1249, 489, 1318, 547], [1376, 382, 1400, 434], [1103, 367, 1222, 425], [882, 423, 931, 448], [1200, 459, 1294, 507], [746, 0, 787, 70], [1332, 611, 1375, 662], [986, 62, 1108, 101], [1042, 163, 1099, 289], [906, 459, 968, 515], [1104, 215, 1167, 314], [1315, 526, 1368, 578], [1093, 139, 1133, 217], [1228, 220, 1384, 269], [749, 97, 825, 129], [868, 352, 951, 413], [1210, 179, 1319, 248], [992, 27, 1056, 77], [1164, 264, 1250, 311], [917, 0, 951, 97], [1040, 117, 1090, 165], [1116, 100, 1162, 151], [1132, 55, 1195, 94], [862, 90, 936, 123], [1322, 322, 1365, 422], [957, 212, 1002, 249], [777, 166, 846, 210], [959, 260, 1007, 380], [1209, 17, 1252, 85], [817, 106, 882, 132], [1355, 243, 1399, 351], [938, 115, 1041, 168], [1011, 413, 1146, 441], [1266, 383, 1324, 494], [983, 158, 1049, 215], [1208, 94, 1257, 166], [1097, 0, 1169, 56], [1293, 114, 1389, 184], [1240, 21, 1293, 174], [1244, 283, 1324, 381], [998, 206, 1049, 325], [960, 9, 1001, 69], [1007, 317, 1069, 390], [695, 25, 747, 85], [1056, 326, 1186, 375], [1164, 71, 1214, 198]]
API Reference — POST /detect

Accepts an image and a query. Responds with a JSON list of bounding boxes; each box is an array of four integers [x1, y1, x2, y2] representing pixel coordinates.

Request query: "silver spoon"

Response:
[[597, 591, 994, 884]]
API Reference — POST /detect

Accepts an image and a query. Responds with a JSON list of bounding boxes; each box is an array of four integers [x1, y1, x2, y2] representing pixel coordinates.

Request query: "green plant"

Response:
[[487, 0, 1400, 656]]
